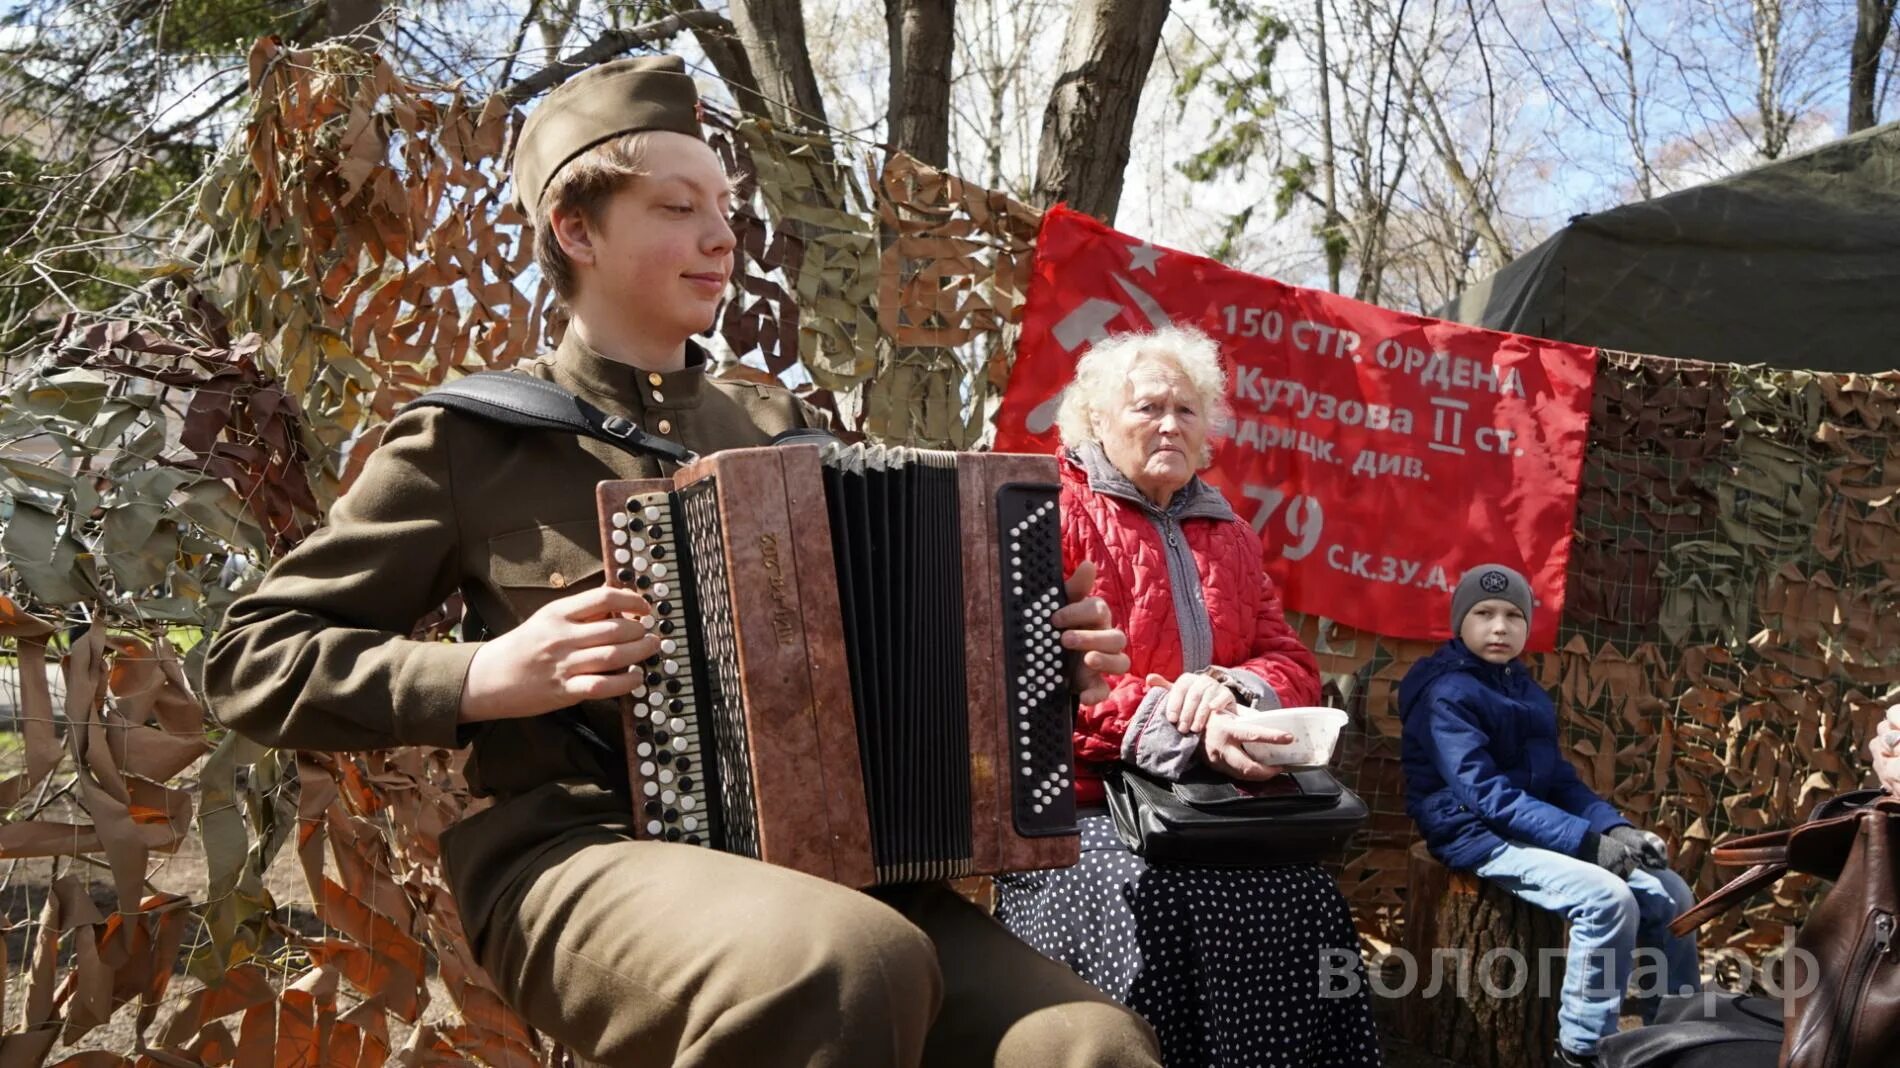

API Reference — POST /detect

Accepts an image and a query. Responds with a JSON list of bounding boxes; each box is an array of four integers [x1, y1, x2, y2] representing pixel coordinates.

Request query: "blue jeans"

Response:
[[1476, 840, 1701, 1056]]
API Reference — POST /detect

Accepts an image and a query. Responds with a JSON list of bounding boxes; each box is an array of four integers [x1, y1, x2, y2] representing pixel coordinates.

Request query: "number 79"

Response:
[[1241, 486, 1324, 561]]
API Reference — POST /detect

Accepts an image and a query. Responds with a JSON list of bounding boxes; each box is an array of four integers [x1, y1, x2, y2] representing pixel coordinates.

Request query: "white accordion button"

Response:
[[652, 563, 669, 578], [612, 529, 628, 546], [669, 717, 687, 734], [680, 795, 696, 810], [654, 583, 670, 598], [639, 761, 656, 776], [633, 556, 649, 570], [643, 782, 659, 797], [658, 769, 675, 785], [663, 659, 679, 675], [636, 742, 653, 757], [614, 549, 631, 564], [630, 536, 647, 552], [661, 789, 677, 804], [647, 820, 663, 835], [661, 639, 678, 654], [683, 816, 700, 831], [644, 505, 662, 522]]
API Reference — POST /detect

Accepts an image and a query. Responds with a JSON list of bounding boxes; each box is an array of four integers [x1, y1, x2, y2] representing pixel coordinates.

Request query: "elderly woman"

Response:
[[995, 326, 1382, 1068]]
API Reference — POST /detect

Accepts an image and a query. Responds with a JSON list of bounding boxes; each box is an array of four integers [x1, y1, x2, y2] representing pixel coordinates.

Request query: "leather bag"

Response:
[[1667, 789, 1899, 1068], [1101, 762, 1368, 866]]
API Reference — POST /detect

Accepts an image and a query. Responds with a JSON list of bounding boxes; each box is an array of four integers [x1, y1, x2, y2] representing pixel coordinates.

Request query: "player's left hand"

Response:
[[1054, 561, 1128, 705]]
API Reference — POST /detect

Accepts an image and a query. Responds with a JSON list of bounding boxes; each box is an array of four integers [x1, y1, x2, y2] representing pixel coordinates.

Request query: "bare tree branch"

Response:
[[499, 9, 731, 106]]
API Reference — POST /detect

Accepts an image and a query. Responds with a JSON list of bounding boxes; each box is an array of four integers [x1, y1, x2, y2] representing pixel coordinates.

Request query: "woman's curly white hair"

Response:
[[1054, 324, 1231, 468]]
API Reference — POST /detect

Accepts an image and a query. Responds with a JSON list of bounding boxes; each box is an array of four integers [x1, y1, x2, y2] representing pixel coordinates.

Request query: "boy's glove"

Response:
[[1581, 831, 1639, 878], [1608, 825, 1670, 870]]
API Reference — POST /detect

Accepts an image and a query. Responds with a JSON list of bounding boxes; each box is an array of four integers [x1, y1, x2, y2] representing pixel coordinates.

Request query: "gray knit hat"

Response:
[[1451, 564, 1534, 634]]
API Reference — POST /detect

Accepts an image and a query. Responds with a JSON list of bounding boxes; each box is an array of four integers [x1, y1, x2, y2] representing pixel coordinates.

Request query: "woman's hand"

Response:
[[1871, 705, 1900, 795], [460, 586, 661, 723], [1143, 671, 1236, 735], [1054, 560, 1129, 704], [1201, 713, 1293, 782]]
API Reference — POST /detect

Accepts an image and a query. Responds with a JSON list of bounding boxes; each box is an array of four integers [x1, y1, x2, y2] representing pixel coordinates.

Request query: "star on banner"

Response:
[[1126, 239, 1163, 275]]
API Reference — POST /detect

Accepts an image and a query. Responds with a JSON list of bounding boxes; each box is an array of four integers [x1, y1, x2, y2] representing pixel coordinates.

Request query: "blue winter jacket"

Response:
[[1397, 641, 1628, 870]]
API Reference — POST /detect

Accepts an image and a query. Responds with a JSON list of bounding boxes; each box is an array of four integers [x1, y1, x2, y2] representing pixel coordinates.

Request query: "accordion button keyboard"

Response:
[[996, 486, 1079, 837], [615, 489, 714, 850]]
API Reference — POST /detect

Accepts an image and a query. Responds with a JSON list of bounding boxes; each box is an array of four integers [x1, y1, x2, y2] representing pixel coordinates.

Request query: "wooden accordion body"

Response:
[[594, 443, 1080, 888]]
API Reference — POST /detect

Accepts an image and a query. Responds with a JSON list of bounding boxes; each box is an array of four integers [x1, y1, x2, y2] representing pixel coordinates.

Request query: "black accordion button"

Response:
[[644, 800, 662, 816], [665, 828, 683, 842], [616, 569, 634, 584], [645, 672, 662, 686], [685, 834, 702, 846], [676, 759, 692, 773], [652, 545, 667, 559], [665, 682, 682, 695], [654, 731, 671, 747], [678, 776, 694, 791], [659, 621, 675, 635], [636, 576, 653, 590], [656, 601, 673, 614]]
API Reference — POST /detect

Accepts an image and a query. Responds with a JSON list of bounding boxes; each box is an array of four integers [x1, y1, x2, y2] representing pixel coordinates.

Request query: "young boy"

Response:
[[1399, 564, 1700, 1068], [203, 56, 1161, 1068]]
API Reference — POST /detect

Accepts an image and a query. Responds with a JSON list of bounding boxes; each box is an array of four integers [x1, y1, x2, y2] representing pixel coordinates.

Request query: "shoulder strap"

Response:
[[1667, 794, 1895, 937], [1669, 860, 1789, 936], [401, 371, 695, 465]]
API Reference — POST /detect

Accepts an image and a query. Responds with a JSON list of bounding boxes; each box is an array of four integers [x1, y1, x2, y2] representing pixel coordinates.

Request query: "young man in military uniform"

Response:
[[204, 56, 1164, 1068]]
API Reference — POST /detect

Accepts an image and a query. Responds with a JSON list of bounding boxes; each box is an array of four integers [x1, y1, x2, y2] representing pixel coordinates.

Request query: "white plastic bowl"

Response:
[[1233, 706, 1349, 767]]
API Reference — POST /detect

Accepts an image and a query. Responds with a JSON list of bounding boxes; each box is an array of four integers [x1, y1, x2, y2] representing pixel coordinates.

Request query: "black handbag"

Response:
[[1595, 993, 1782, 1068], [1101, 762, 1369, 866]]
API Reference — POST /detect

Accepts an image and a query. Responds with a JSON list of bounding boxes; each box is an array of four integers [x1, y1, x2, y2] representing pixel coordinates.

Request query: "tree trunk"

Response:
[[1030, 0, 1171, 224], [887, 0, 956, 168], [1849, 0, 1898, 132], [1314, 0, 1344, 294], [323, 0, 384, 44], [729, 0, 832, 131], [1400, 841, 1564, 1068], [659, 1, 770, 121]]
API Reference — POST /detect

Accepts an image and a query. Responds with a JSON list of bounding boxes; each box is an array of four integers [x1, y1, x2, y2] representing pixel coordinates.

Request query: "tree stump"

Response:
[[1399, 841, 1565, 1068]]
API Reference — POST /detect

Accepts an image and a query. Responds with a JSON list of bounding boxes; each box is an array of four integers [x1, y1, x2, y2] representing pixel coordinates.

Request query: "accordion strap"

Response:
[[401, 371, 696, 465]]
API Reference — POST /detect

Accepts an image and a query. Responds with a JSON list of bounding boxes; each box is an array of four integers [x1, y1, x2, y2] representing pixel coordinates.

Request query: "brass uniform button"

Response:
[[550, 571, 567, 588], [647, 372, 664, 386], [652, 390, 666, 403], [657, 419, 673, 434]]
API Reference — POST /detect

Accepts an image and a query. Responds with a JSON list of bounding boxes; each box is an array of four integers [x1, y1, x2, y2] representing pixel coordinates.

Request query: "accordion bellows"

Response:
[[594, 442, 1081, 887]]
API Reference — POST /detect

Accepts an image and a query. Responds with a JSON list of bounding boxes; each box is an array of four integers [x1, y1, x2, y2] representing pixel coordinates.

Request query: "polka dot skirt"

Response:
[[996, 815, 1383, 1068]]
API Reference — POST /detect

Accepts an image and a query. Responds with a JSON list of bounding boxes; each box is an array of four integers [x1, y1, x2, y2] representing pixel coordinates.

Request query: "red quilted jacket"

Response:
[[1060, 448, 1321, 805]]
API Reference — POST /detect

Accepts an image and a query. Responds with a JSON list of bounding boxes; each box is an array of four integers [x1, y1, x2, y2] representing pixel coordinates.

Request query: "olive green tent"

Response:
[[1441, 120, 1900, 373]]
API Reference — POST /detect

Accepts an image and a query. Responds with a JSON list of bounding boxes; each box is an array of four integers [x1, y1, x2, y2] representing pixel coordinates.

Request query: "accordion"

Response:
[[592, 442, 1081, 888]]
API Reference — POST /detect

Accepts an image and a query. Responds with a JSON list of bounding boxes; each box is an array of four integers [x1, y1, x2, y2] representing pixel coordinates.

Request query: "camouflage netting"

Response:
[[0, 35, 1894, 1066]]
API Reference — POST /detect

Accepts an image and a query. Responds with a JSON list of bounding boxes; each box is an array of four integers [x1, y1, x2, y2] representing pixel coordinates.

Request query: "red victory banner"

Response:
[[994, 206, 1598, 650]]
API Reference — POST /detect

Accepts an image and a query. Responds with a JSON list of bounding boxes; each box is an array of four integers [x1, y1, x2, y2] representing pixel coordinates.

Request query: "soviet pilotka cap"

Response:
[[511, 54, 706, 214]]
